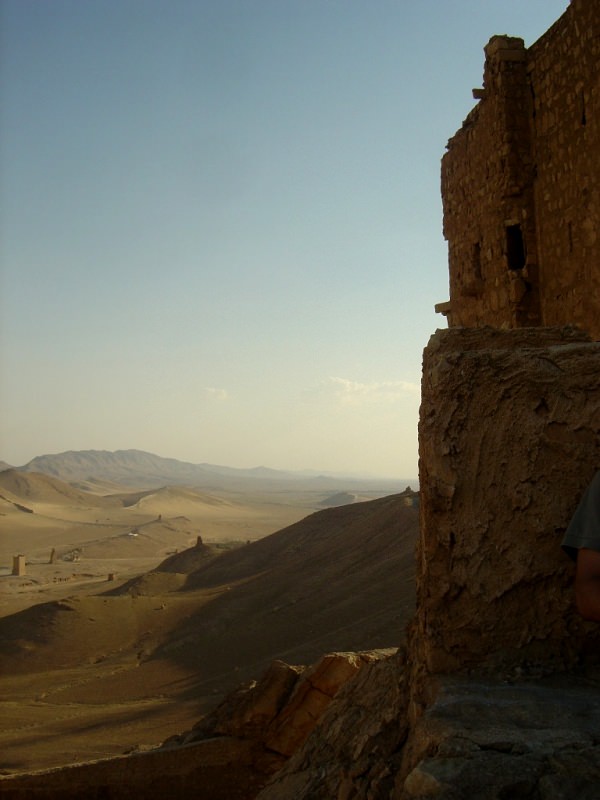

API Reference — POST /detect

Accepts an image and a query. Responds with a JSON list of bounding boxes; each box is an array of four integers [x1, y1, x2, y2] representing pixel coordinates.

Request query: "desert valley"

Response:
[[0, 450, 418, 775], [3, 1, 599, 796]]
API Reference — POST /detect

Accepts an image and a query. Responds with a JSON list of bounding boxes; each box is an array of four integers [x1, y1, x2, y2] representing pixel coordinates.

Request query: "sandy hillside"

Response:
[[0, 470, 313, 616], [0, 469, 117, 506], [0, 494, 418, 774]]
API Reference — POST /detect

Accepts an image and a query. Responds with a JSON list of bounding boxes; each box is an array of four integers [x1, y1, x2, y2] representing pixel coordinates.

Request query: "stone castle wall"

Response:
[[439, 0, 600, 339]]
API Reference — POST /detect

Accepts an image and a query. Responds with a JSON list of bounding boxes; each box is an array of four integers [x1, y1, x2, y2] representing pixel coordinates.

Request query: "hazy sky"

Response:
[[0, 0, 568, 477]]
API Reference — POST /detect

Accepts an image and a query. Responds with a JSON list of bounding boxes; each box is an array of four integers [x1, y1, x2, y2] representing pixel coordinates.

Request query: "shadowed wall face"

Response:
[[416, 327, 600, 676], [440, 0, 600, 339]]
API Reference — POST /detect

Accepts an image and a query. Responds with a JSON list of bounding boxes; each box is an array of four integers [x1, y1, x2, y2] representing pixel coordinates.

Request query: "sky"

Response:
[[0, 0, 569, 478]]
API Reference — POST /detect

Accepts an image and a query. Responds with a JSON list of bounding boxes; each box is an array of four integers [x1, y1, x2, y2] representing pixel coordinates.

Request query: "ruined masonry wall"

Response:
[[441, 0, 600, 339], [529, 0, 600, 334], [441, 36, 538, 329]]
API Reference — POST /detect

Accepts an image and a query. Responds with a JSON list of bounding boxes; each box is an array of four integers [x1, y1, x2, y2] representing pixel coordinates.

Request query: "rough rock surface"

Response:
[[415, 327, 600, 683], [258, 666, 600, 800], [0, 650, 391, 799], [257, 648, 409, 799], [167, 649, 391, 760], [399, 674, 600, 800]]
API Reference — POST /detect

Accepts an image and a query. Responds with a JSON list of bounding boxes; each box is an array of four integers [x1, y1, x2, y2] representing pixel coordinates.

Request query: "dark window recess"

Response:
[[472, 242, 482, 280], [506, 225, 526, 270], [581, 91, 587, 126]]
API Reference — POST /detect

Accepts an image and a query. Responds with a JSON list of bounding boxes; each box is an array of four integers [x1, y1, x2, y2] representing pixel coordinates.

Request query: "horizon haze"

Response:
[[0, 0, 568, 477], [2, 446, 414, 486]]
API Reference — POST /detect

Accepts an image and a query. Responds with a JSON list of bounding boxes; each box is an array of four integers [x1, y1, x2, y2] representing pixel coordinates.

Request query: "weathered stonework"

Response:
[[439, 0, 600, 339], [414, 326, 600, 685]]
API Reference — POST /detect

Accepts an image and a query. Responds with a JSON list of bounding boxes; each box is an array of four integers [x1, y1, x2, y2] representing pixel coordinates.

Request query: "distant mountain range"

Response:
[[4, 449, 411, 493]]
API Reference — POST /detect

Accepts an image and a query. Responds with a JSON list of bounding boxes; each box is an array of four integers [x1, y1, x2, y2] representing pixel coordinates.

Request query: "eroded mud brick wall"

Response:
[[415, 327, 600, 677], [440, 0, 599, 338]]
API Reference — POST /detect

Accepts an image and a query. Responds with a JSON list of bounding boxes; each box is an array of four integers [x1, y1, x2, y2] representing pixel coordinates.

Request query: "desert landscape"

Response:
[[3, 0, 599, 795], [0, 451, 418, 774]]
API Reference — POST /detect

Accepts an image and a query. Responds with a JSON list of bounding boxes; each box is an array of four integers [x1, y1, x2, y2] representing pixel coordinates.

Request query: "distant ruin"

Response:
[[11, 554, 26, 576], [437, 0, 599, 339]]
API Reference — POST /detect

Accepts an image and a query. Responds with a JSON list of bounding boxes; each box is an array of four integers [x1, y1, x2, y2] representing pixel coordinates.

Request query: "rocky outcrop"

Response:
[[166, 649, 394, 761], [0, 650, 392, 799], [414, 327, 600, 690], [257, 647, 409, 799]]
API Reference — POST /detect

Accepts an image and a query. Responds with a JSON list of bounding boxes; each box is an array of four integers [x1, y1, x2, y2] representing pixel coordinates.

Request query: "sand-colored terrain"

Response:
[[0, 471, 417, 775], [0, 470, 312, 618]]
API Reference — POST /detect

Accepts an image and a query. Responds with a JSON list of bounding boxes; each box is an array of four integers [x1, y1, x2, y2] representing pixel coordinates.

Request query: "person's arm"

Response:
[[575, 548, 600, 621]]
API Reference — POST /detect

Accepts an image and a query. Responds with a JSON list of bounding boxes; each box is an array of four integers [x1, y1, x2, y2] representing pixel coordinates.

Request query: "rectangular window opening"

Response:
[[506, 224, 526, 271], [472, 242, 482, 281]]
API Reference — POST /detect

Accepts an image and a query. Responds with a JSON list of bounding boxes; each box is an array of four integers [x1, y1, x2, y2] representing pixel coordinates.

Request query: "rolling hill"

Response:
[[0, 493, 418, 770], [0, 469, 116, 508], [0, 470, 314, 575], [0, 493, 417, 677]]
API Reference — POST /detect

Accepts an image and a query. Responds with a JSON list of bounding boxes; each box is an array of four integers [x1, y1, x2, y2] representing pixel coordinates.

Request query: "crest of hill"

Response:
[[122, 485, 231, 513], [0, 469, 116, 508], [0, 468, 231, 515], [22, 449, 214, 488], [68, 477, 136, 495], [320, 491, 364, 507], [182, 493, 416, 591]]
